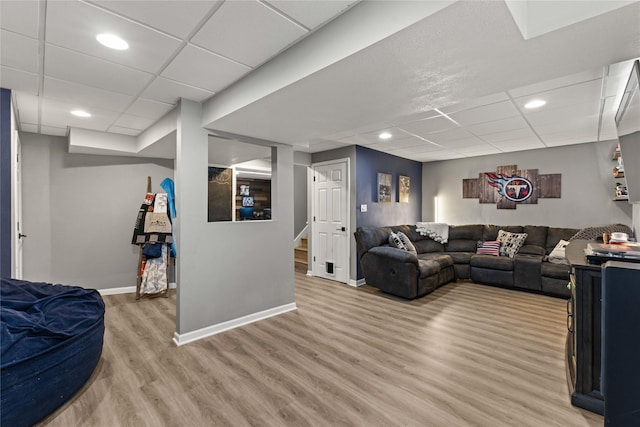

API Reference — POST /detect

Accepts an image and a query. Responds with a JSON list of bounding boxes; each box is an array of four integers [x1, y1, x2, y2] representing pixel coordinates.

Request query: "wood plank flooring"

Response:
[[39, 273, 603, 426]]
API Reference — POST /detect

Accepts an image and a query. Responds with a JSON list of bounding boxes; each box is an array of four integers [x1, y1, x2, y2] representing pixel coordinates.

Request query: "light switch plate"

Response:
[[360, 204, 367, 212]]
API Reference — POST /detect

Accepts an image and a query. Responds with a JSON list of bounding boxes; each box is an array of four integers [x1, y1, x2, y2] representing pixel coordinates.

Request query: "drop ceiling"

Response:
[[1, 0, 639, 163]]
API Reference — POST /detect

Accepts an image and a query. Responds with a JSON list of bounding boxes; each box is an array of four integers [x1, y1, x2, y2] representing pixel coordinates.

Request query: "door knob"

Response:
[[18, 233, 27, 238]]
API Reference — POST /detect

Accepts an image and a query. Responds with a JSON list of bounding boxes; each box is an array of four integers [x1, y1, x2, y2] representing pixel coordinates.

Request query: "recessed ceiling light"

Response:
[[524, 99, 546, 109], [71, 110, 91, 118], [379, 132, 392, 140], [96, 33, 129, 50]]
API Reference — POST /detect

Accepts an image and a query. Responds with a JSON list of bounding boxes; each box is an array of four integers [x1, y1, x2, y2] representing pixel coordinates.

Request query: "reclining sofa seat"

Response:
[[354, 224, 580, 300]]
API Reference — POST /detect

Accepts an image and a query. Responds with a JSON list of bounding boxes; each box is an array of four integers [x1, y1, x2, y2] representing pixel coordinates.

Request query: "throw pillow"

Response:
[[476, 240, 500, 256], [548, 239, 570, 264], [389, 232, 417, 253], [389, 232, 407, 250], [397, 231, 417, 253], [497, 230, 528, 258]]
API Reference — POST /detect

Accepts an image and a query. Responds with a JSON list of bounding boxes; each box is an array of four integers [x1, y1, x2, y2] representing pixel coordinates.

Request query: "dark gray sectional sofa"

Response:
[[354, 224, 579, 300]]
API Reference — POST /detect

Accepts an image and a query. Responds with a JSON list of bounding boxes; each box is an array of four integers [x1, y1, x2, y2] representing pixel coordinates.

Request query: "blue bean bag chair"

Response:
[[1, 278, 105, 427]]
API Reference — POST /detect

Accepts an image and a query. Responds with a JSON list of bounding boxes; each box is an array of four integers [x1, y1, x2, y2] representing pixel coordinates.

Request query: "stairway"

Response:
[[295, 238, 308, 273]]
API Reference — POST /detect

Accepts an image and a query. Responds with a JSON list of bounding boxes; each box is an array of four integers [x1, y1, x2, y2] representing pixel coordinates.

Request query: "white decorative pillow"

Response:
[[397, 231, 416, 253], [389, 232, 416, 253], [497, 230, 528, 258]]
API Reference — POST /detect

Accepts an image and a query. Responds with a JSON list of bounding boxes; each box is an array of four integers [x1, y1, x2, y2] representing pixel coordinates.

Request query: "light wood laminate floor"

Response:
[[39, 273, 603, 426]]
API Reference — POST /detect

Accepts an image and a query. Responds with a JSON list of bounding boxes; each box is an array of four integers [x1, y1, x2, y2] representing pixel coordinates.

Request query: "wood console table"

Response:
[[565, 240, 604, 415]]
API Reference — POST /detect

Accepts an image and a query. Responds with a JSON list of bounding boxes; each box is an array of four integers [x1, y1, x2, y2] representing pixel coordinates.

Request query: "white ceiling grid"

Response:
[[0, 0, 638, 163], [0, 0, 358, 137]]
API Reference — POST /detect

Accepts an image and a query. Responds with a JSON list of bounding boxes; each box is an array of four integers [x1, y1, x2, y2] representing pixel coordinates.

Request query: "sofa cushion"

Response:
[[470, 254, 514, 271], [418, 253, 454, 269], [541, 261, 571, 280], [546, 227, 580, 254], [518, 245, 546, 256], [497, 230, 528, 258], [417, 259, 440, 278], [414, 239, 445, 254], [524, 225, 548, 247], [355, 226, 394, 258], [446, 252, 474, 264], [483, 225, 523, 241], [449, 224, 483, 241], [476, 240, 500, 256], [445, 239, 478, 252]]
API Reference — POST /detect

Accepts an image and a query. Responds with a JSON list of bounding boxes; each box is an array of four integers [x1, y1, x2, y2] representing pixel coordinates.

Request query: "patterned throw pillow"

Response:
[[497, 230, 528, 258], [476, 240, 500, 256], [397, 231, 417, 253], [389, 232, 417, 253]]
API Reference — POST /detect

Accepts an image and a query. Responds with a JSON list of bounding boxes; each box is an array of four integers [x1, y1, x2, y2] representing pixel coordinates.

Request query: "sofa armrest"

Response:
[[368, 246, 418, 264]]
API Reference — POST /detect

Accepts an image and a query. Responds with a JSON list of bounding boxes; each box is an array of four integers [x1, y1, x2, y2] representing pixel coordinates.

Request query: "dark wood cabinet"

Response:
[[566, 240, 604, 415]]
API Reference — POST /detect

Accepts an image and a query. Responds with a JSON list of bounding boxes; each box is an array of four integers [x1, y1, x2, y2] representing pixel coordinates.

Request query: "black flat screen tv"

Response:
[[616, 59, 640, 203]]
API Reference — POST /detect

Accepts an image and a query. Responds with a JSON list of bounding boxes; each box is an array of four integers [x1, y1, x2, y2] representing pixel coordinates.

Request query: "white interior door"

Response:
[[11, 129, 23, 279], [312, 160, 349, 283]]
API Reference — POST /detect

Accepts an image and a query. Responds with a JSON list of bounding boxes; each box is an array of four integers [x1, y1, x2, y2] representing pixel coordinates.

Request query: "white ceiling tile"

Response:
[[125, 98, 175, 119], [399, 115, 458, 136], [396, 142, 445, 154], [191, 0, 307, 68], [40, 125, 68, 137], [383, 137, 429, 150], [414, 151, 461, 162], [15, 93, 39, 124], [436, 137, 487, 149], [162, 44, 251, 93], [45, 44, 154, 95], [493, 141, 546, 152], [141, 77, 215, 104], [265, 1, 356, 29], [44, 77, 133, 112], [437, 92, 510, 114], [91, 0, 219, 39], [0, 1, 40, 38], [388, 109, 442, 126], [20, 123, 38, 133], [46, 1, 182, 73], [0, 30, 39, 73], [41, 98, 118, 132], [540, 131, 597, 147], [481, 127, 539, 144], [338, 127, 410, 145], [0, 66, 39, 94], [108, 125, 143, 136], [508, 68, 603, 98], [515, 79, 603, 113], [113, 114, 157, 131], [460, 145, 501, 156], [422, 128, 474, 144], [448, 100, 520, 126], [526, 102, 599, 131], [465, 116, 528, 136]]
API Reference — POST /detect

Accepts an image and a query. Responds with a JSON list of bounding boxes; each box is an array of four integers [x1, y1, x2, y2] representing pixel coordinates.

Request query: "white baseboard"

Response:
[[173, 302, 298, 346], [348, 278, 365, 287], [98, 282, 176, 296], [306, 270, 313, 277]]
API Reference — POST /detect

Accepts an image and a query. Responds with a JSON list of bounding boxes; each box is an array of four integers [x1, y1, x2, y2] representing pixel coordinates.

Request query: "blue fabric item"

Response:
[[160, 177, 177, 257], [1, 278, 105, 427]]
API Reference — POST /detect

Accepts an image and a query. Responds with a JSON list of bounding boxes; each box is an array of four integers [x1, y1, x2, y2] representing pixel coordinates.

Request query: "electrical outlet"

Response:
[[360, 204, 367, 212]]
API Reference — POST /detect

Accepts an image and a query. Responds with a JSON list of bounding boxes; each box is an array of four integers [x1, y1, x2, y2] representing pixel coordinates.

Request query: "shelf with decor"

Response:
[[612, 143, 629, 201]]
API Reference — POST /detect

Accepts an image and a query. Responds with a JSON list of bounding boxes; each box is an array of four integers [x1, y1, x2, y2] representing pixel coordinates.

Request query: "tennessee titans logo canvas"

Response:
[[486, 173, 533, 202]]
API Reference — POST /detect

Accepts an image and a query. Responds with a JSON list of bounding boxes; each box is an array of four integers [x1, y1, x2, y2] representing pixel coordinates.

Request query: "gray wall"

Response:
[[175, 100, 295, 335], [293, 164, 308, 237], [21, 133, 174, 289], [422, 140, 632, 228], [312, 146, 358, 282]]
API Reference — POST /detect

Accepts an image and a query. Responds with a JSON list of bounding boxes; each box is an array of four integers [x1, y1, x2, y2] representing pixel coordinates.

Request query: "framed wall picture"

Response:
[[399, 175, 410, 203], [377, 172, 392, 203], [242, 196, 254, 207]]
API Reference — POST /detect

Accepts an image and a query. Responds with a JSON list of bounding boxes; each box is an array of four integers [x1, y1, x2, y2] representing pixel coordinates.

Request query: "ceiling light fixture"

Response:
[[71, 110, 91, 118], [524, 99, 546, 109], [379, 131, 392, 140], [96, 33, 129, 50]]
